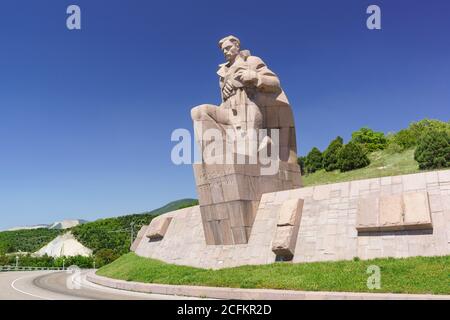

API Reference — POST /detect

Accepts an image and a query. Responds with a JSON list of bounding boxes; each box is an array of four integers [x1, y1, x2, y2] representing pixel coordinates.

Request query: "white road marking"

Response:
[[10, 273, 54, 300]]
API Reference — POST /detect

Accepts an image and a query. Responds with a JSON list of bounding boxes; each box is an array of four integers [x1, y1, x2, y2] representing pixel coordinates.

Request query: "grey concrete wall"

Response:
[[132, 170, 450, 269]]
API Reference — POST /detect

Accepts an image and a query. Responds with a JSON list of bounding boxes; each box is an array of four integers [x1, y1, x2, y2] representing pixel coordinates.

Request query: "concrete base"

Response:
[[132, 170, 450, 269]]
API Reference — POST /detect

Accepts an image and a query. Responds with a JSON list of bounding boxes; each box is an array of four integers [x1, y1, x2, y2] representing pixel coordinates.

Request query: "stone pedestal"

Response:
[[194, 161, 302, 245]]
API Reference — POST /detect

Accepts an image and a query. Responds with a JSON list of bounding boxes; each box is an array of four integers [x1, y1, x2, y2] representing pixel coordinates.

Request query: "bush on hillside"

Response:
[[297, 156, 306, 175], [0, 254, 94, 269], [322, 136, 344, 171], [305, 147, 323, 174], [71, 199, 198, 257], [0, 228, 62, 255], [414, 130, 450, 170], [338, 142, 370, 172], [390, 129, 416, 150], [94, 249, 120, 267], [392, 119, 450, 151], [351, 127, 387, 152]]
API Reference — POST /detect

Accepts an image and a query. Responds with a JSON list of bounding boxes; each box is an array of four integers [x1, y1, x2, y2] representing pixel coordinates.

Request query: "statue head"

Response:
[[219, 35, 240, 63]]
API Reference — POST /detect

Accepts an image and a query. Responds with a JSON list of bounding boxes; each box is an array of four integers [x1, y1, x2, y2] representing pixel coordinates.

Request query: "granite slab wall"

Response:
[[132, 170, 450, 269]]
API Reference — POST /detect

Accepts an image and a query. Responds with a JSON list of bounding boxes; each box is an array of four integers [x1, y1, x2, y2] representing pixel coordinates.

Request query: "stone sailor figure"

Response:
[[191, 35, 298, 164]]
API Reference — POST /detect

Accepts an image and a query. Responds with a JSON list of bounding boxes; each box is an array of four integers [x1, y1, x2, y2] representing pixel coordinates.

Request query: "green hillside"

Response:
[[300, 119, 449, 186], [302, 148, 420, 186], [71, 198, 198, 264], [0, 228, 62, 255], [0, 199, 198, 264]]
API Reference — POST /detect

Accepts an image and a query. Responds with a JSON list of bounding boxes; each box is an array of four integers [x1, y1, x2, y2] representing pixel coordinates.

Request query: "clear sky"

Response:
[[0, 0, 449, 229]]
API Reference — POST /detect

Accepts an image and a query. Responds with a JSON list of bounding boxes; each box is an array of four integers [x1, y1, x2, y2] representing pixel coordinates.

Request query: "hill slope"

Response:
[[0, 199, 198, 258], [71, 198, 198, 258], [302, 149, 420, 186], [0, 228, 62, 255]]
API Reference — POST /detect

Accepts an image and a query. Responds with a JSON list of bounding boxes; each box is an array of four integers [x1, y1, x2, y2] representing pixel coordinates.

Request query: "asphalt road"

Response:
[[0, 270, 200, 300]]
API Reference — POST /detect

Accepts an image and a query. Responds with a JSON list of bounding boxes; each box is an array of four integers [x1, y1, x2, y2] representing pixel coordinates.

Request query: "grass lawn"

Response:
[[303, 149, 422, 187], [97, 253, 450, 295]]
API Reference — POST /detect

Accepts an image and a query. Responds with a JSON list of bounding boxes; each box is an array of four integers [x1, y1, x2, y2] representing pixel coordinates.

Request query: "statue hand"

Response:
[[235, 70, 258, 86], [223, 80, 234, 99]]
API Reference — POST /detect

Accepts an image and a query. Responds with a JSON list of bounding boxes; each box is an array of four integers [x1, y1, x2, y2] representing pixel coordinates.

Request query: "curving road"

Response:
[[0, 270, 200, 300]]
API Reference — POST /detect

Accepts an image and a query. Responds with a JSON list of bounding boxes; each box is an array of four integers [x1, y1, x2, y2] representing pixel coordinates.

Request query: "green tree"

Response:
[[392, 119, 450, 151], [297, 156, 306, 175], [305, 147, 323, 174], [351, 127, 387, 152], [414, 130, 450, 170], [322, 136, 344, 171], [391, 129, 416, 150], [338, 142, 370, 172]]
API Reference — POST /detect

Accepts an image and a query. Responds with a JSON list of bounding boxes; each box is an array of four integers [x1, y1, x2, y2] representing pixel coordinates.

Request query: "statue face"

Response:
[[221, 40, 240, 62]]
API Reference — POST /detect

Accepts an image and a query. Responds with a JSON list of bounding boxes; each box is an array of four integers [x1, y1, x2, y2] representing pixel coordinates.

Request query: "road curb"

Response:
[[86, 271, 450, 300]]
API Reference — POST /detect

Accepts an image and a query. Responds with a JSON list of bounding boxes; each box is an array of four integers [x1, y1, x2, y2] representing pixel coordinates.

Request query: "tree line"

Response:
[[298, 119, 450, 175]]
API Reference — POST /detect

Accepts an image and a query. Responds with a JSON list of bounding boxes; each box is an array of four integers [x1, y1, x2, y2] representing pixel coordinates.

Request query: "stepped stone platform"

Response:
[[132, 169, 450, 269]]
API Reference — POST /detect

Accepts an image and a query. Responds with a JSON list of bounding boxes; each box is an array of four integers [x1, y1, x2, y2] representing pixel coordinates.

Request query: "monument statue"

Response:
[[191, 35, 298, 163], [192, 36, 302, 245]]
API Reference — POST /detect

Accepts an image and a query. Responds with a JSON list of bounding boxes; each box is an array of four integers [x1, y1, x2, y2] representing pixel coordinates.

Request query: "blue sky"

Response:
[[0, 0, 449, 229]]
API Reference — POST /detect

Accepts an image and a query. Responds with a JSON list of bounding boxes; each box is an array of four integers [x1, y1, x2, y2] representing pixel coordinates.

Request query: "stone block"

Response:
[[200, 200, 259, 245], [403, 173, 426, 191], [131, 225, 147, 251], [272, 225, 297, 256], [196, 184, 213, 205], [403, 192, 432, 228], [356, 196, 379, 231], [438, 170, 450, 184], [146, 216, 173, 240], [357, 192, 433, 232], [277, 198, 304, 226], [194, 161, 301, 245], [379, 194, 403, 228], [231, 227, 247, 244], [313, 184, 331, 201]]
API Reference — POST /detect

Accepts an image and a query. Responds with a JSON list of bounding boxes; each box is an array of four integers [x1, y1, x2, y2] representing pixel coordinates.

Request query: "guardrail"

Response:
[[0, 266, 66, 272]]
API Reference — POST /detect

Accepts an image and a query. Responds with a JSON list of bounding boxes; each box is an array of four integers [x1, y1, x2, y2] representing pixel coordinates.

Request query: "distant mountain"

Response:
[[4, 219, 88, 232], [5, 225, 50, 232], [49, 219, 88, 230]]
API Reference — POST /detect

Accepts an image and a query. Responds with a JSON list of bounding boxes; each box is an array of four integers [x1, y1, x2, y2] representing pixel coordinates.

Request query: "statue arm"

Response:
[[248, 56, 281, 93]]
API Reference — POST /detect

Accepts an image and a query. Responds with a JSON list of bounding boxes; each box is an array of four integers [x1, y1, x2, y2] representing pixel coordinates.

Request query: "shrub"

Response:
[[94, 249, 120, 267], [385, 141, 403, 154], [305, 147, 323, 174], [297, 156, 306, 175], [0, 254, 94, 269], [414, 130, 450, 170], [392, 119, 450, 151], [351, 127, 387, 152], [338, 142, 370, 172], [322, 136, 344, 171], [391, 129, 416, 150]]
